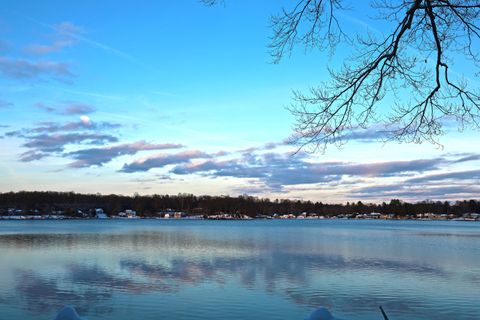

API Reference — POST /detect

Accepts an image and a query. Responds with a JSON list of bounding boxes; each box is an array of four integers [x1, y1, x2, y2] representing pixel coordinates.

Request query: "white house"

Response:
[[119, 209, 137, 218], [125, 209, 137, 218], [95, 208, 108, 219], [174, 212, 183, 219]]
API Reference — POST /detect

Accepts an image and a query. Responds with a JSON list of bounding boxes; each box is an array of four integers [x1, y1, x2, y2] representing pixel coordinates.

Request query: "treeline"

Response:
[[0, 191, 479, 217]]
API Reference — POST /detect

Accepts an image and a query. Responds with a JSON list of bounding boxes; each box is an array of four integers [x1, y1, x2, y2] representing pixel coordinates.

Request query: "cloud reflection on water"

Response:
[[1, 222, 478, 320], [8, 247, 451, 318], [14, 270, 112, 315]]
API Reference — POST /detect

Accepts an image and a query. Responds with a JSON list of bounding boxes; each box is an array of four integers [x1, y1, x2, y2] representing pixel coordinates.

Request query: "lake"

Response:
[[0, 220, 478, 320]]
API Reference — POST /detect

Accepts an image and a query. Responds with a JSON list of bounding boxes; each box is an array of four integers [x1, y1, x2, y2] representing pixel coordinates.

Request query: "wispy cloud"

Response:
[[36, 102, 96, 115], [338, 125, 393, 142], [0, 57, 73, 82], [238, 140, 289, 154], [170, 152, 445, 191], [25, 22, 84, 55], [116, 146, 479, 198], [453, 153, 480, 163], [25, 40, 73, 55], [347, 154, 480, 201], [405, 169, 480, 184], [67, 141, 184, 168], [0, 100, 13, 108], [7, 120, 120, 135], [43, 86, 125, 101], [18, 132, 118, 162], [22, 16, 139, 65], [121, 150, 211, 173], [5, 119, 122, 162], [351, 183, 480, 201]]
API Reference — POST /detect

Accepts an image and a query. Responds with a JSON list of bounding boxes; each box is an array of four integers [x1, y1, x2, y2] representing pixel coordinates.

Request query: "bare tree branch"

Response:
[[205, 0, 480, 151], [286, 0, 480, 151], [200, 0, 224, 6], [269, 0, 348, 63]]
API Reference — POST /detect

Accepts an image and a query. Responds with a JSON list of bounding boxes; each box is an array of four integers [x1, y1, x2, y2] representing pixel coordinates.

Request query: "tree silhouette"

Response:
[[1, 191, 478, 217], [204, 0, 480, 151]]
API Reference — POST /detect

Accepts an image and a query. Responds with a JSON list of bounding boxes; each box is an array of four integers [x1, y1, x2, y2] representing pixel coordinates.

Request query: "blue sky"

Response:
[[0, 1, 479, 202]]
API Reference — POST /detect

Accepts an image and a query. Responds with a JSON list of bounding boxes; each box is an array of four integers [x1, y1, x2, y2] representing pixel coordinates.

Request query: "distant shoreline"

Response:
[[1, 215, 478, 222]]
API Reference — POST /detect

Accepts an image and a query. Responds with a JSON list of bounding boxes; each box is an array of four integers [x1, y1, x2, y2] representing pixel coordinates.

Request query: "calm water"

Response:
[[0, 220, 479, 320]]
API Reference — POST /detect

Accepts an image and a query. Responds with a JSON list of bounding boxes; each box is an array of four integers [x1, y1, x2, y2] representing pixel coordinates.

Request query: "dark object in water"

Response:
[[305, 307, 344, 320], [379, 306, 389, 320], [54, 306, 86, 320], [306, 306, 390, 320]]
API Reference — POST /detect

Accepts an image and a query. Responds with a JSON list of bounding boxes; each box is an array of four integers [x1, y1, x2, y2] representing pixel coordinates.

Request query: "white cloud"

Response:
[[80, 115, 91, 125]]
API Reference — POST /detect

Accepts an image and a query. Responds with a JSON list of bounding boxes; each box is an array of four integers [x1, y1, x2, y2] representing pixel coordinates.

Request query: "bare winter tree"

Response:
[[204, 0, 480, 152]]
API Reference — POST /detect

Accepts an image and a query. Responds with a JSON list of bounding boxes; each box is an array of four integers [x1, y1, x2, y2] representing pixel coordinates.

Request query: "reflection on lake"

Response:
[[0, 220, 479, 320]]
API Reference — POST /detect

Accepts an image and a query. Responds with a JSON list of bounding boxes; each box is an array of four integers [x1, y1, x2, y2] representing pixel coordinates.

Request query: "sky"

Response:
[[0, 0, 479, 203]]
